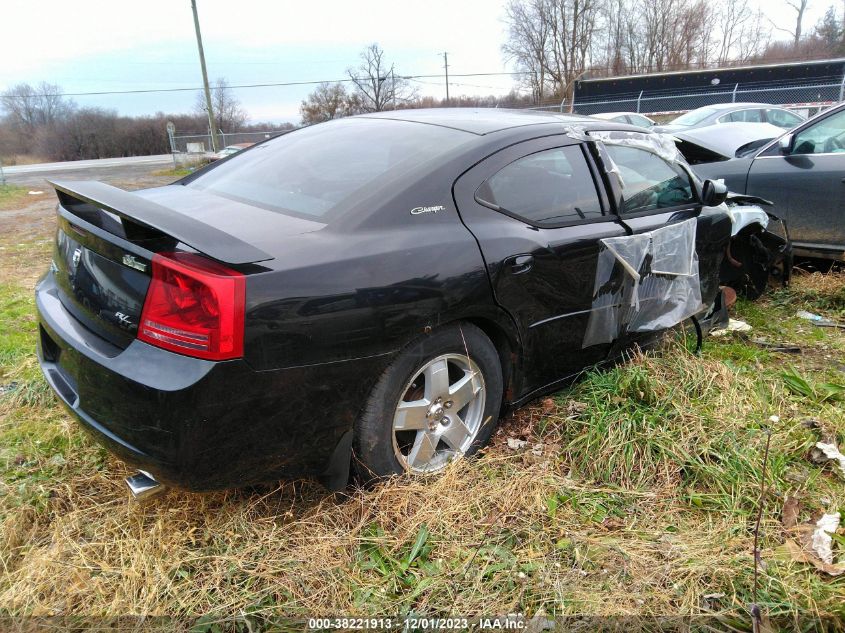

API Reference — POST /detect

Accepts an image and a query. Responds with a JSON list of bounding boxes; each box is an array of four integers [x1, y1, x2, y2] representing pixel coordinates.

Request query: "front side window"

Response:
[[475, 145, 603, 225], [604, 145, 695, 214], [766, 108, 803, 129], [791, 108, 845, 154]]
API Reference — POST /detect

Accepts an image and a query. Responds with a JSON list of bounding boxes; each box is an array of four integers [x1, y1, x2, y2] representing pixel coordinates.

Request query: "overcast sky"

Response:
[[0, 0, 836, 126]]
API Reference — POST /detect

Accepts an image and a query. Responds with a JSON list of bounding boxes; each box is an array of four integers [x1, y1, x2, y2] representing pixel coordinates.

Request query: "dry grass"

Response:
[[150, 167, 196, 179], [1, 207, 844, 625], [0, 186, 52, 212], [0, 155, 50, 167]]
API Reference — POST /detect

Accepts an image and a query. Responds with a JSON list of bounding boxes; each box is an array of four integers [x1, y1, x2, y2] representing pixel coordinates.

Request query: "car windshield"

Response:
[[187, 118, 475, 219], [671, 107, 717, 126]]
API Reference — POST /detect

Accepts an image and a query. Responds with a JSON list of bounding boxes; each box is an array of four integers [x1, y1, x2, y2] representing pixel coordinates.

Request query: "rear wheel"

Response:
[[354, 323, 503, 478]]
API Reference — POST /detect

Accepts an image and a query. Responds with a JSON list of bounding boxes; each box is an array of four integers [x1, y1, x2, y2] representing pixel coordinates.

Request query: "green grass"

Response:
[[0, 185, 31, 211], [1, 254, 844, 622]]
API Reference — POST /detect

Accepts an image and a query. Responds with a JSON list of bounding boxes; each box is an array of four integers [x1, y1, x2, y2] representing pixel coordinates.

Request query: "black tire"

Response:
[[354, 322, 503, 479], [722, 232, 771, 300]]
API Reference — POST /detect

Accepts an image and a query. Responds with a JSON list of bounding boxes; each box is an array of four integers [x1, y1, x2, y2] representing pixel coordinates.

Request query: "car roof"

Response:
[[705, 102, 772, 111], [356, 108, 607, 135], [591, 111, 644, 118]]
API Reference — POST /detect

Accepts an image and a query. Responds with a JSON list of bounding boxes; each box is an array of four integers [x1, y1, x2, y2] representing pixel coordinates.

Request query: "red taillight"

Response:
[[138, 252, 245, 361]]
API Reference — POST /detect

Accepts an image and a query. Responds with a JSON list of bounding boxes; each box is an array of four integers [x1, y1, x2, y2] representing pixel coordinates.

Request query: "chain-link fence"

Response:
[[169, 130, 292, 154], [520, 74, 845, 117]]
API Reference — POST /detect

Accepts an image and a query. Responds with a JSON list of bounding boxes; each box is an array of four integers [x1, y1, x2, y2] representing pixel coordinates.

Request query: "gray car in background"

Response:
[[694, 102, 845, 261], [653, 102, 805, 134]]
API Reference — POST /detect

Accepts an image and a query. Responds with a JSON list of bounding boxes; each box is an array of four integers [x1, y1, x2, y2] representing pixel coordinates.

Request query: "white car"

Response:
[[590, 112, 656, 128], [210, 143, 254, 161]]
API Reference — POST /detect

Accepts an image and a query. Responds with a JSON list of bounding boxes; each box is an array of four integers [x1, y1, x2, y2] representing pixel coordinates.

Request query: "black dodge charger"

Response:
[[35, 109, 733, 494]]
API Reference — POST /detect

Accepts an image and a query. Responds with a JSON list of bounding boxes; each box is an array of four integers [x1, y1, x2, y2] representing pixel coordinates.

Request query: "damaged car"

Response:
[[671, 123, 794, 299], [673, 122, 785, 166], [692, 102, 845, 264], [38, 109, 749, 496]]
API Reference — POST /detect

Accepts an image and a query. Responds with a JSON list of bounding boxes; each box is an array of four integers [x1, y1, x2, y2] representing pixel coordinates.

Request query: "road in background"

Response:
[[3, 155, 174, 188]]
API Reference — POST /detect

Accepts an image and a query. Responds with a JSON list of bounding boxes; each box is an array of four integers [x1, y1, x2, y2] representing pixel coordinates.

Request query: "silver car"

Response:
[[590, 111, 655, 129], [653, 102, 804, 134]]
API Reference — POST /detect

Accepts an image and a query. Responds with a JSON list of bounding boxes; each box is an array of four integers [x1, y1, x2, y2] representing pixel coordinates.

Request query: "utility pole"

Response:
[[442, 52, 450, 105], [191, 0, 219, 152]]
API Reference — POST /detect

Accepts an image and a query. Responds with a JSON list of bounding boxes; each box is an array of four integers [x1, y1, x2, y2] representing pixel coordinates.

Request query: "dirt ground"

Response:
[[0, 169, 178, 287]]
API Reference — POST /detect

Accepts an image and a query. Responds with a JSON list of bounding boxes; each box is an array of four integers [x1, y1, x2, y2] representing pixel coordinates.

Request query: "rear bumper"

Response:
[[35, 271, 390, 491]]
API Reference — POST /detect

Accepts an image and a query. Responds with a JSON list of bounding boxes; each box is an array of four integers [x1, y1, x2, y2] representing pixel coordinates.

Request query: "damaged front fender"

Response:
[[720, 194, 792, 300]]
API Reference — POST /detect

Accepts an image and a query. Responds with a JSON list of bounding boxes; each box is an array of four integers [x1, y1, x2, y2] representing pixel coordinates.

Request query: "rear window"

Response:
[[672, 107, 717, 126], [186, 118, 474, 220]]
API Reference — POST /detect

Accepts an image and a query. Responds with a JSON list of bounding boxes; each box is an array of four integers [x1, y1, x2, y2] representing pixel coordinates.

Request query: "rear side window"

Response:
[[475, 145, 603, 226], [766, 108, 802, 129], [604, 145, 694, 214], [720, 109, 764, 123], [627, 114, 653, 128], [186, 118, 474, 220]]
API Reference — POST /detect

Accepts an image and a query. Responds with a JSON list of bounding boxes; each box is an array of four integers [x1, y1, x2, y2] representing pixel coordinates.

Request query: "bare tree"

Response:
[[1, 82, 75, 134], [503, 0, 552, 103], [194, 77, 248, 133], [769, 0, 811, 46], [503, 0, 604, 104], [347, 44, 417, 112], [714, 0, 770, 63], [300, 82, 360, 125]]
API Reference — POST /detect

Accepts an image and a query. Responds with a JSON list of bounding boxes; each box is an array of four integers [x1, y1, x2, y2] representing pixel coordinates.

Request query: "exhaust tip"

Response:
[[125, 470, 165, 501]]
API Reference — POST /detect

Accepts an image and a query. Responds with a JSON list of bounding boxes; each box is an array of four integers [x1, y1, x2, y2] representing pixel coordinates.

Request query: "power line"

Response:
[[5, 53, 840, 100], [7, 72, 530, 99]]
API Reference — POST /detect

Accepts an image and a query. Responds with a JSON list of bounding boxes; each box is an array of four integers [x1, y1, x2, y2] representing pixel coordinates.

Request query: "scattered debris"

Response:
[[796, 310, 845, 329], [0, 381, 20, 396], [531, 443, 544, 456], [721, 286, 738, 309], [750, 338, 801, 354], [47, 454, 66, 468], [710, 318, 752, 336], [801, 418, 821, 429], [564, 401, 589, 417], [782, 510, 845, 576], [781, 496, 800, 530], [811, 513, 841, 565], [27, 190, 44, 195], [812, 442, 845, 480], [541, 398, 555, 414], [507, 438, 527, 450], [785, 540, 845, 576]]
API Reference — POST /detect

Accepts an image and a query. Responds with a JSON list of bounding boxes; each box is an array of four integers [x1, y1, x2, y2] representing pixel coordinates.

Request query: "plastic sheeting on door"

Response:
[[583, 217, 703, 348]]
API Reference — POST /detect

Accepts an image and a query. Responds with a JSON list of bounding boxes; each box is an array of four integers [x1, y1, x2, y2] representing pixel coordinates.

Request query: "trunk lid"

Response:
[[48, 180, 312, 349]]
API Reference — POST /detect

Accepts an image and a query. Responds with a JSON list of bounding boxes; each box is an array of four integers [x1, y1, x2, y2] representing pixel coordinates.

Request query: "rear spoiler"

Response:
[[48, 180, 273, 265]]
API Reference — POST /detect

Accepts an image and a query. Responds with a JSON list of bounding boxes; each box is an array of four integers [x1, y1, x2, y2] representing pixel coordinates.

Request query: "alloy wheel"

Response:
[[392, 353, 486, 473]]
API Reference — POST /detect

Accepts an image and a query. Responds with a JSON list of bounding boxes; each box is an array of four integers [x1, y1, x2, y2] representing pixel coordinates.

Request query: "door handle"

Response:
[[506, 254, 534, 274]]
